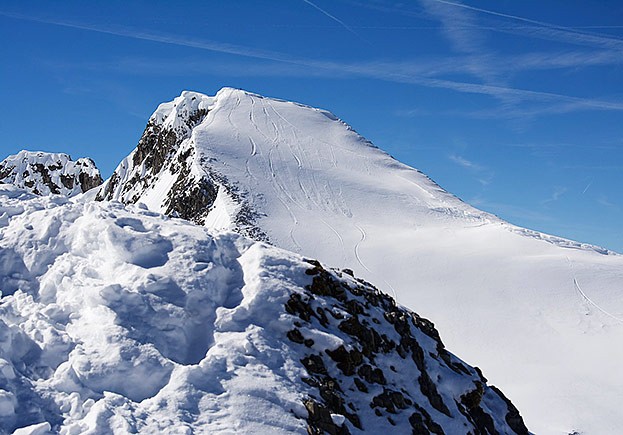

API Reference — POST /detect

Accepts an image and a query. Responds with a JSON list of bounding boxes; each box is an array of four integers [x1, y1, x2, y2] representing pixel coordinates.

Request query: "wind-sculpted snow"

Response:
[[0, 185, 527, 434], [0, 151, 102, 197], [96, 87, 623, 433]]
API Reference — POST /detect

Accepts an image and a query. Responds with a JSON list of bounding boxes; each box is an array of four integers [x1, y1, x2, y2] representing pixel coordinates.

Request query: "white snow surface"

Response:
[[0, 151, 101, 197], [100, 87, 623, 434], [0, 184, 522, 434]]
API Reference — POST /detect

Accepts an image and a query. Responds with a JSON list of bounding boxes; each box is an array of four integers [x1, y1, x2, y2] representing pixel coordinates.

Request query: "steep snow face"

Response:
[[0, 151, 102, 197], [99, 87, 623, 434], [0, 184, 527, 434]]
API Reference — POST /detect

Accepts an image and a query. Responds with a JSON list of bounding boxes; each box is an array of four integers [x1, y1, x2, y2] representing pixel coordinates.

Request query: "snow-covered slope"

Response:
[[0, 151, 102, 197], [0, 184, 527, 434], [98, 87, 623, 434]]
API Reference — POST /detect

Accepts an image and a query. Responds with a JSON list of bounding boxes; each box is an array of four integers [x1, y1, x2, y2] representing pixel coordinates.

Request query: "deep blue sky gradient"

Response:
[[1, 0, 622, 251]]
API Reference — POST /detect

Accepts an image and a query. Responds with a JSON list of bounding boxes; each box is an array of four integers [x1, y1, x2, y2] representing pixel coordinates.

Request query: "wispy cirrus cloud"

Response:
[[426, 0, 623, 51], [541, 186, 568, 205], [449, 154, 483, 171], [419, 0, 508, 104], [597, 195, 616, 208], [448, 154, 494, 185], [3, 9, 623, 117]]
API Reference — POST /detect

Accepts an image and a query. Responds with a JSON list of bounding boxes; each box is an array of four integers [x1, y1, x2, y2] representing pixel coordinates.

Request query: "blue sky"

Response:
[[1, 0, 622, 252]]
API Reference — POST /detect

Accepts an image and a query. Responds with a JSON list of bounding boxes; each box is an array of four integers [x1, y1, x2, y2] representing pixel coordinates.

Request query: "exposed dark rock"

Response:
[[409, 405, 445, 435], [285, 294, 315, 322], [304, 399, 349, 435], [419, 372, 451, 417], [78, 170, 103, 192], [461, 382, 484, 410], [301, 354, 328, 376], [357, 364, 386, 385], [353, 378, 368, 393], [371, 389, 411, 414], [338, 317, 382, 356], [489, 386, 529, 435], [1, 152, 102, 196], [288, 328, 306, 344], [97, 172, 118, 201], [60, 174, 74, 189], [326, 346, 363, 376], [288, 261, 527, 433], [33, 164, 60, 194], [164, 174, 218, 225]]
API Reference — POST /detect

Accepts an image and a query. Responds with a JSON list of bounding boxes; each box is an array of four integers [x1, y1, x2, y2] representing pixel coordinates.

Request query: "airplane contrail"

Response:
[[301, 0, 362, 39], [427, 0, 623, 50], [2, 9, 623, 113]]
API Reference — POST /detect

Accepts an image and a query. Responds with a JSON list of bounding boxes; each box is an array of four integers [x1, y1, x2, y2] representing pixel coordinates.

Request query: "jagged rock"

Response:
[[0, 151, 102, 197], [304, 399, 349, 435], [94, 90, 267, 240], [289, 261, 528, 433]]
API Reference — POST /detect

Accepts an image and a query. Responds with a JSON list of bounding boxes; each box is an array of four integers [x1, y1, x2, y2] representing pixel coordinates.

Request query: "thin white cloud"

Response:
[[541, 186, 567, 205], [420, 0, 506, 98], [427, 0, 623, 51], [3, 9, 623, 115], [301, 0, 362, 39], [449, 154, 483, 171], [597, 195, 616, 208]]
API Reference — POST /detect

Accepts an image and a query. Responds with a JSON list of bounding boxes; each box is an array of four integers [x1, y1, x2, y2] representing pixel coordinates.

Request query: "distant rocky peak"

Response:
[[0, 150, 103, 197]]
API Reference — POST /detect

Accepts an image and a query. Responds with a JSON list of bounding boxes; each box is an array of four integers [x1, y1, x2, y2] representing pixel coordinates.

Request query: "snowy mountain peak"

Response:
[[92, 88, 623, 433], [95, 87, 475, 239], [0, 150, 102, 197]]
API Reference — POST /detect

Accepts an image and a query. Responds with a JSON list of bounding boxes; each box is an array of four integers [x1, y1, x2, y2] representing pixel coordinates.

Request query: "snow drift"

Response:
[[0, 184, 526, 434]]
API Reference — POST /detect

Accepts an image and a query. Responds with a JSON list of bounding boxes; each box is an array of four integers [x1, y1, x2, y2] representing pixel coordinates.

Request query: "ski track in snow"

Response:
[[264, 101, 352, 218], [251, 97, 303, 251], [566, 256, 623, 324], [354, 223, 397, 300]]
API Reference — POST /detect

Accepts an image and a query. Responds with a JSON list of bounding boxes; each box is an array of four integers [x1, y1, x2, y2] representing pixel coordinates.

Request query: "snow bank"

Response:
[[0, 185, 526, 433]]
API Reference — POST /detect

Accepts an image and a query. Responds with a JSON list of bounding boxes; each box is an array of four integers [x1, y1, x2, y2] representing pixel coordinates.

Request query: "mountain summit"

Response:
[[95, 87, 623, 434]]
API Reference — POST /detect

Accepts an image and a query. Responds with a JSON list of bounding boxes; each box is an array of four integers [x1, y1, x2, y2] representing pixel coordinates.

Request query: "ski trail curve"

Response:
[[566, 256, 623, 324], [354, 224, 397, 300]]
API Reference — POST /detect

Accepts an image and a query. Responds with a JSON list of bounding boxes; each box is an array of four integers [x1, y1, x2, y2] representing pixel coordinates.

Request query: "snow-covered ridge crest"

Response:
[[0, 150, 102, 197], [149, 90, 215, 135], [0, 185, 528, 433]]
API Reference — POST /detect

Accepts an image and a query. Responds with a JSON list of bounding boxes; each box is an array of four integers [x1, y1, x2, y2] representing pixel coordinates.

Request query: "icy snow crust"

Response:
[[101, 87, 623, 434], [0, 151, 101, 197], [0, 184, 524, 434]]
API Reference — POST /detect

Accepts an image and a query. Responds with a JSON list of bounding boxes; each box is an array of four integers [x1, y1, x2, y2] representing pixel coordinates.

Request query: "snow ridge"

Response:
[[0, 185, 527, 434], [0, 150, 102, 197]]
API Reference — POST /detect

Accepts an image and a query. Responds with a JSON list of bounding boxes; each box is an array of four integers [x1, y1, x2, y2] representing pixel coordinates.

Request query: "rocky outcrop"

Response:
[[0, 150, 102, 196], [95, 90, 266, 240], [287, 260, 529, 434]]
